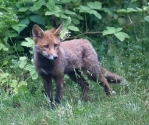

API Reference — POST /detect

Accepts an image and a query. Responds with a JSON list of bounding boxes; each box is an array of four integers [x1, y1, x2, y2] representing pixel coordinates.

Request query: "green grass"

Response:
[[0, 78, 149, 125]]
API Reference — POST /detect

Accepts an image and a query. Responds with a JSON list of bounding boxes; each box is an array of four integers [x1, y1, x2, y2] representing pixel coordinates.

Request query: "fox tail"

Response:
[[100, 64, 127, 84]]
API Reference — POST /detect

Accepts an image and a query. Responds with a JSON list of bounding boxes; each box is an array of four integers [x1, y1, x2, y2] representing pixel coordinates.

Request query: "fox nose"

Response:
[[53, 55, 58, 59]]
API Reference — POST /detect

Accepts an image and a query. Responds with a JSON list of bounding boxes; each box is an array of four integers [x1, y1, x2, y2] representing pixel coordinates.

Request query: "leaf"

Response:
[[90, 10, 102, 20], [24, 64, 38, 79], [64, 10, 77, 15], [2, 59, 8, 66], [12, 24, 27, 32], [19, 61, 27, 69], [30, 15, 45, 25], [87, 1, 102, 10], [21, 38, 34, 48], [72, 18, 80, 25], [19, 57, 27, 69], [144, 15, 149, 22], [45, 6, 61, 17], [117, 8, 138, 13], [115, 27, 122, 32], [77, 15, 84, 20], [20, 57, 27, 61], [64, 17, 72, 27], [102, 8, 113, 15], [18, 81, 27, 88], [60, 14, 68, 19], [114, 32, 129, 41], [19, 18, 30, 25], [0, 73, 9, 79], [143, 6, 148, 11], [30, 70, 38, 80], [0, 43, 8, 51], [61, 0, 72, 3], [45, 11, 56, 16], [60, 17, 72, 39], [46, 0, 55, 10], [10, 33, 18, 38], [103, 27, 116, 35], [79, 5, 91, 13], [11, 80, 18, 88], [79, 5, 101, 19], [18, 7, 29, 12], [103, 27, 122, 36], [103, 27, 129, 41], [127, 8, 137, 13], [18, 81, 28, 94], [68, 26, 79, 31], [136, 7, 143, 12], [117, 9, 127, 13], [4, 30, 18, 37], [18, 18, 30, 34], [30, 0, 45, 11], [12, 25, 19, 31]]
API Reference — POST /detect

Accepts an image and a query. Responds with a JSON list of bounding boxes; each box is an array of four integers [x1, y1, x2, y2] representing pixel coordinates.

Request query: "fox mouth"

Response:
[[41, 52, 58, 60]]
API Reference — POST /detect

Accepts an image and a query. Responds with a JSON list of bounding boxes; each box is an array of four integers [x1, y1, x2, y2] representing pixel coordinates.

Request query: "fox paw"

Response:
[[111, 90, 116, 95]]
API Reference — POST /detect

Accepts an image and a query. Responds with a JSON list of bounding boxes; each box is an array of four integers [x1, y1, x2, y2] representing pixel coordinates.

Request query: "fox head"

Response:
[[32, 22, 63, 60]]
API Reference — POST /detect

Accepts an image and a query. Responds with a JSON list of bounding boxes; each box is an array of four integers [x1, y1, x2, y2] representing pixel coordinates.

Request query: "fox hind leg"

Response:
[[67, 70, 89, 101], [85, 71, 112, 96], [98, 71, 112, 95], [82, 58, 112, 95]]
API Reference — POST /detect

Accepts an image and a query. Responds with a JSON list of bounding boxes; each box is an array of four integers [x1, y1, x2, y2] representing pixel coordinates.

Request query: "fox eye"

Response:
[[54, 44, 58, 47], [43, 45, 49, 48]]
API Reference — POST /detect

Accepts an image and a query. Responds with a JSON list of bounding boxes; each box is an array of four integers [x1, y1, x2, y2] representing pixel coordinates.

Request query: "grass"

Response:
[[0, 77, 149, 125]]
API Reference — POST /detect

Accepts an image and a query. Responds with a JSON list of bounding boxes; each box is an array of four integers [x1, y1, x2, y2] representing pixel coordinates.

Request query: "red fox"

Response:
[[32, 22, 123, 105]]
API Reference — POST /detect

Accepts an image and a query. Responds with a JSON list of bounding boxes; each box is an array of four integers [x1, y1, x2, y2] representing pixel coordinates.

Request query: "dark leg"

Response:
[[87, 70, 112, 96], [82, 61, 112, 96], [98, 71, 112, 95], [54, 76, 64, 103], [68, 71, 89, 101], [42, 76, 53, 106]]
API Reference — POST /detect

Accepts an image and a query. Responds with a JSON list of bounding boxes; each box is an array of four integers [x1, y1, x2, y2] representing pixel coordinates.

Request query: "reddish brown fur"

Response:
[[32, 23, 123, 105]]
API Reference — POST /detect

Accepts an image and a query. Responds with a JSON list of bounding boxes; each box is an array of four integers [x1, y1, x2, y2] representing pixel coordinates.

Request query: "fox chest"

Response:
[[36, 63, 64, 77], [36, 65, 55, 76]]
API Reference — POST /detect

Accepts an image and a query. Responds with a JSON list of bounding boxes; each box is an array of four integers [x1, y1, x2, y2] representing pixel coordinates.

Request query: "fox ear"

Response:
[[32, 24, 44, 39], [54, 22, 64, 36]]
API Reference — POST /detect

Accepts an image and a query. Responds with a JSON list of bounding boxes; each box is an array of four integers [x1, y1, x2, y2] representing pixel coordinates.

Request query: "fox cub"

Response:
[[32, 22, 123, 105]]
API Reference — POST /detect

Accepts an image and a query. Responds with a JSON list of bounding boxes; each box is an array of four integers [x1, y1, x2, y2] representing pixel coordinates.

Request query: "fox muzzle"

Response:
[[47, 54, 58, 60]]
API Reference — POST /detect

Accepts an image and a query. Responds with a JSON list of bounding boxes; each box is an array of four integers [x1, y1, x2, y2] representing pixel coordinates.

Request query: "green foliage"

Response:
[[103, 27, 129, 41], [77, 1, 102, 20]]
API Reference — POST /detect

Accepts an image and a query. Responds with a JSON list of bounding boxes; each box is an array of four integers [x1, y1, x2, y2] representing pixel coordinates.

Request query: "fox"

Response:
[[32, 22, 124, 105]]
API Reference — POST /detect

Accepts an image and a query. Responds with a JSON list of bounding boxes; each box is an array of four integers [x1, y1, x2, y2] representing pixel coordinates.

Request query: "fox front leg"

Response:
[[54, 76, 64, 103], [42, 77, 54, 107]]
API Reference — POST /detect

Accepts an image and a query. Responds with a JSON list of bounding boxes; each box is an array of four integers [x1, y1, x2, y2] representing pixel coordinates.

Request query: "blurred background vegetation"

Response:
[[0, 0, 149, 113]]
